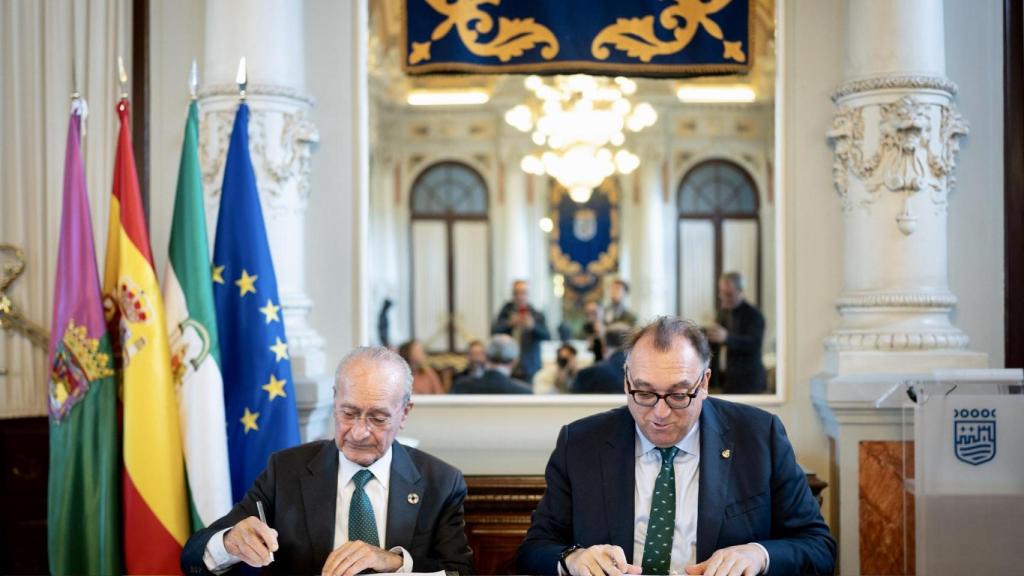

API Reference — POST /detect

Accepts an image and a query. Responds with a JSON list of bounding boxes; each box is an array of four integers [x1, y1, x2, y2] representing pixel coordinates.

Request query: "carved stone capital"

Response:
[[832, 75, 958, 102], [827, 95, 968, 234], [824, 329, 970, 352], [835, 291, 958, 311]]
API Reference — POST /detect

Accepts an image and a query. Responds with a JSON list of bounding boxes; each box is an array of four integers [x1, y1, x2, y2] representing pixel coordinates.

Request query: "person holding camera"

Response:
[[533, 343, 579, 394]]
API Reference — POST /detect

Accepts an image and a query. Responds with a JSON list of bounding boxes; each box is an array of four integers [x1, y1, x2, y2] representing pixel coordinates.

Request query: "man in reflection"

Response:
[[492, 279, 550, 382], [705, 272, 766, 394], [533, 343, 579, 394], [572, 323, 630, 394], [456, 339, 487, 380], [604, 278, 637, 327], [581, 301, 606, 361], [451, 334, 532, 395]]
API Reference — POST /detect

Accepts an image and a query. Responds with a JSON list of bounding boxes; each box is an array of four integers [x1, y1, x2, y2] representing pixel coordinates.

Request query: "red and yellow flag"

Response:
[[102, 99, 188, 573]]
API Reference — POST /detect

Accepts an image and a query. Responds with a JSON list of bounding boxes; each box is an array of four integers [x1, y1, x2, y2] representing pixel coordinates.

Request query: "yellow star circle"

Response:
[[211, 264, 225, 285], [235, 269, 258, 297], [240, 407, 260, 433], [259, 299, 281, 324], [269, 337, 289, 362], [262, 374, 287, 401]]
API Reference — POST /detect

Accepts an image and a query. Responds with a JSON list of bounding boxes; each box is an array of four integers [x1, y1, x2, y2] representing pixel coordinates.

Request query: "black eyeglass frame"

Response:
[[623, 364, 705, 409]]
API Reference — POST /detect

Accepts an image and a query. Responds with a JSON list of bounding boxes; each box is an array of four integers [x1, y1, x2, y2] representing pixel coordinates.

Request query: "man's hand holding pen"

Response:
[[223, 515, 279, 568]]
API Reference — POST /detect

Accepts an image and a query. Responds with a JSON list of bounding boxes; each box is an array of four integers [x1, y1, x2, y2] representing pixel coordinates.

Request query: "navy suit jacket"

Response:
[[571, 350, 626, 394], [516, 401, 835, 575], [452, 369, 532, 394], [180, 440, 474, 575]]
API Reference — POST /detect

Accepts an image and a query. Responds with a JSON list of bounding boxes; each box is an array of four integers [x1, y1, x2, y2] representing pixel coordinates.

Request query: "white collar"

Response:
[[338, 446, 393, 489], [635, 422, 701, 459]]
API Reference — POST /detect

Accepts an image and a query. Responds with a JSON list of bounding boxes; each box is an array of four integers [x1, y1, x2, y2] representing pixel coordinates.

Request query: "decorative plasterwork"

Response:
[[824, 330, 970, 351], [834, 292, 958, 310], [828, 95, 968, 235], [198, 107, 319, 203], [198, 83, 317, 106], [831, 75, 958, 101]]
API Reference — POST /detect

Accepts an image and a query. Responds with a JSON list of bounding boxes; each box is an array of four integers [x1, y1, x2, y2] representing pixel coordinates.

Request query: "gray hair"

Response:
[[721, 271, 744, 292], [624, 316, 712, 371], [486, 334, 520, 365], [334, 346, 413, 405]]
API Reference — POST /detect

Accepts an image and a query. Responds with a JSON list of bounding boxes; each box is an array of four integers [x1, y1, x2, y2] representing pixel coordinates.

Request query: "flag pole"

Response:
[[189, 59, 199, 101], [117, 56, 129, 100], [235, 57, 247, 101]]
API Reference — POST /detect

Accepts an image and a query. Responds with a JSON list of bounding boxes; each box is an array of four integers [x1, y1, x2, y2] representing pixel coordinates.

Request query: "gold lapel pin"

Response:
[[407, 493, 420, 504], [721, 449, 731, 459]]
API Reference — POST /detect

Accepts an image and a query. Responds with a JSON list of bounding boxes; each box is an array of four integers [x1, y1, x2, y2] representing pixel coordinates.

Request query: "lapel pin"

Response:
[[407, 492, 420, 504], [721, 449, 731, 459]]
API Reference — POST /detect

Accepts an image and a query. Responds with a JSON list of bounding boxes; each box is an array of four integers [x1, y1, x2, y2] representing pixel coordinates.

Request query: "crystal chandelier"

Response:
[[505, 75, 657, 203]]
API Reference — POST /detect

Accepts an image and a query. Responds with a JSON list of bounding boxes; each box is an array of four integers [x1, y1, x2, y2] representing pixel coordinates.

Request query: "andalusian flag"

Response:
[[214, 102, 300, 502], [48, 102, 121, 576], [162, 100, 232, 530], [102, 99, 188, 572]]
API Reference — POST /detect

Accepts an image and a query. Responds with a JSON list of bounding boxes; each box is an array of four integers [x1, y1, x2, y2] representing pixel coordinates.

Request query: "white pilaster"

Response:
[[199, 0, 331, 441]]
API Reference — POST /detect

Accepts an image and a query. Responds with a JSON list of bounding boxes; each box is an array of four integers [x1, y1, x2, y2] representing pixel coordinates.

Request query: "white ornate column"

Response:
[[198, 0, 332, 441], [634, 144, 668, 321], [813, 1, 987, 573]]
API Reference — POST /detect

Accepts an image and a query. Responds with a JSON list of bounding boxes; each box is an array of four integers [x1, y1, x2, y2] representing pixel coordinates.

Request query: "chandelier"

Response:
[[505, 75, 657, 203]]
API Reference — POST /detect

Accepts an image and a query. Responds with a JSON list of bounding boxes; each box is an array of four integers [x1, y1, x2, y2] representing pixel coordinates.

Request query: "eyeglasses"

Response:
[[624, 365, 703, 410], [335, 409, 392, 430]]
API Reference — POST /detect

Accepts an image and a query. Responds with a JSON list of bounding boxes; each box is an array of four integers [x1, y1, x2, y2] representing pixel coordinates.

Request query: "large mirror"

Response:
[[366, 0, 779, 398]]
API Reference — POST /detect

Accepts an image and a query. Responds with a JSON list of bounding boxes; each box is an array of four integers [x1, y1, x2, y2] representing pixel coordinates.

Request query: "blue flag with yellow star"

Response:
[[213, 103, 300, 502]]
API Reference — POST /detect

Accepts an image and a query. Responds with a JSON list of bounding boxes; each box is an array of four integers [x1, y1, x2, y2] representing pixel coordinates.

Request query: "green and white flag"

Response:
[[162, 100, 233, 529]]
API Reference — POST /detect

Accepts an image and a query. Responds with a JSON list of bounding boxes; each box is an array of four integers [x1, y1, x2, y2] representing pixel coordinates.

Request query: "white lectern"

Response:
[[877, 369, 1024, 574]]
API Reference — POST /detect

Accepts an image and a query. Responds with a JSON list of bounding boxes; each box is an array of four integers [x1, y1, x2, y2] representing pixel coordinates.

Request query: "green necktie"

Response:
[[642, 446, 680, 575], [348, 469, 380, 547]]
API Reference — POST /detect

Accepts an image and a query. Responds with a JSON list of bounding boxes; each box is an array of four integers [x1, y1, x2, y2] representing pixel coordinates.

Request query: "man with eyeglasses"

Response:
[[518, 317, 835, 576], [181, 346, 473, 576]]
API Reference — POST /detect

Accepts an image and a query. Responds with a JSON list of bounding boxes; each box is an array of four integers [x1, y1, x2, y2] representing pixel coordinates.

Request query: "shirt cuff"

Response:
[[389, 546, 414, 573], [204, 527, 241, 574], [751, 542, 770, 575]]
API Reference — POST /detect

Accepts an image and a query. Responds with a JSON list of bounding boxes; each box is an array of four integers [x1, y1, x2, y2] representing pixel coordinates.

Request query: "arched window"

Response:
[[676, 159, 761, 323], [409, 162, 490, 352]]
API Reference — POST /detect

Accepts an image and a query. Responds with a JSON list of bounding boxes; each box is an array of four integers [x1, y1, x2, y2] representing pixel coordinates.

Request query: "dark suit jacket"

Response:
[[712, 301, 766, 394], [516, 401, 835, 575], [571, 350, 626, 394], [181, 440, 474, 575], [492, 302, 550, 381], [451, 369, 532, 394]]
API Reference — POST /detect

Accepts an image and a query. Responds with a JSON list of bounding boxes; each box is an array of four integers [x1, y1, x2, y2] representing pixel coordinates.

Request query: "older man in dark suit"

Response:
[[492, 279, 550, 381], [180, 347, 473, 576], [706, 272, 766, 394], [451, 334, 532, 395], [518, 317, 834, 576]]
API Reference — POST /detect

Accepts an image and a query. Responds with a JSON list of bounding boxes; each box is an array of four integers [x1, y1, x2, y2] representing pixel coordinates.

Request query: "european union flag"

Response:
[[213, 103, 300, 502]]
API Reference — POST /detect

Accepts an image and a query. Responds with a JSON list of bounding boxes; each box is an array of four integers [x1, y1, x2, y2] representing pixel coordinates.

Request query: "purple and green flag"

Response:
[[47, 102, 121, 575]]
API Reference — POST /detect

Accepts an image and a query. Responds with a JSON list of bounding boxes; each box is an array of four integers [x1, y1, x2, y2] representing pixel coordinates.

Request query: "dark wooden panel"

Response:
[[0, 417, 49, 575], [463, 473, 827, 575], [1005, 0, 1024, 368]]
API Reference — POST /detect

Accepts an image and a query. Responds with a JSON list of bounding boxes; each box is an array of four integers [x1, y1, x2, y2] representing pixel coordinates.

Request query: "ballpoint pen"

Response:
[[256, 500, 275, 562]]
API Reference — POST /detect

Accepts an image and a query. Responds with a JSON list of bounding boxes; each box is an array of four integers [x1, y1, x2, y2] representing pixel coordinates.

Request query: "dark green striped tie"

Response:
[[642, 446, 680, 575], [348, 469, 380, 546]]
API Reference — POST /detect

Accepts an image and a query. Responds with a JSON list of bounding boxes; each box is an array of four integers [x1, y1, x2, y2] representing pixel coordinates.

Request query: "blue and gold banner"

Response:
[[404, 0, 751, 77], [549, 180, 620, 299]]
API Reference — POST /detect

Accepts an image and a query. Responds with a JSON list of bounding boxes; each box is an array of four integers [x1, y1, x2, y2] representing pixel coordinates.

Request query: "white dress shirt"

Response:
[[633, 423, 702, 573], [633, 425, 769, 575], [203, 448, 412, 574]]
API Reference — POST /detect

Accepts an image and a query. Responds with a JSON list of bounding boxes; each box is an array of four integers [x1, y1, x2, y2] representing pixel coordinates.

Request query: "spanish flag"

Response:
[[102, 98, 188, 573]]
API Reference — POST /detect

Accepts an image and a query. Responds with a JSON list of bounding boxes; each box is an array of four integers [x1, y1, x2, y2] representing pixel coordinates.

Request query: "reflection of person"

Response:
[[571, 323, 630, 394], [180, 347, 474, 576], [604, 279, 637, 327], [492, 280, 550, 381], [581, 301, 606, 361], [533, 343, 579, 394], [451, 334, 532, 394], [705, 272, 766, 394], [456, 339, 487, 380], [398, 339, 444, 395], [517, 317, 835, 576]]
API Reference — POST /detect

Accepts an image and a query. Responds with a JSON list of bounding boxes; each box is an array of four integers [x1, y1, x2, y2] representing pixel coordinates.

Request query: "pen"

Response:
[[256, 500, 274, 562]]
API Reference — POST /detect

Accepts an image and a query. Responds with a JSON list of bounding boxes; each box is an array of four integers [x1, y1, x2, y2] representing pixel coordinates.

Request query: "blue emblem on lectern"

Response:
[[953, 408, 997, 466]]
